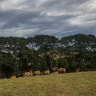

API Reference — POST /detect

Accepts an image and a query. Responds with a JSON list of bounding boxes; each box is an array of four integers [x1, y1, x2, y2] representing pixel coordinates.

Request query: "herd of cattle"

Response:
[[11, 68, 66, 79]]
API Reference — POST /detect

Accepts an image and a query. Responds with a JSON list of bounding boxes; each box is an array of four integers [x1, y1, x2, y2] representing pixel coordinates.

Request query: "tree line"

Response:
[[0, 34, 96, 78]]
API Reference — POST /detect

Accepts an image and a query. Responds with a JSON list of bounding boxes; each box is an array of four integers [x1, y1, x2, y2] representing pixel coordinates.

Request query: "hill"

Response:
[[0, 71, 96, 96], [0, 34, 96, 78]]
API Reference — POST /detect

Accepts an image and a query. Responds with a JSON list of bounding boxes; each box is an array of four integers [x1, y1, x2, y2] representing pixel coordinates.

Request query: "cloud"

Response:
[[0, 0, 96, 37]]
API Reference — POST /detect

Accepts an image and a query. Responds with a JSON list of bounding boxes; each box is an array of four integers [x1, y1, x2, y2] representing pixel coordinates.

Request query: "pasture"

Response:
[[0, 71, 96, 96]]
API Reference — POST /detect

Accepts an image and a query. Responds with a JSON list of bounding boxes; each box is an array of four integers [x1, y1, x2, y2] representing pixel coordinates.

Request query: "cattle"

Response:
[[50, 71, 58, 75], [44, 70, 50, 75], [11, 76, 16, 79], [58, 68, 66, 73], [23, 71, 33, 77], [34, 71, 40, 76]]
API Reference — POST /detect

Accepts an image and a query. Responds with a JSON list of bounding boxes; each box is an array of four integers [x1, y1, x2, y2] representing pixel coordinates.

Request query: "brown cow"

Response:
[[44, 70, 50, 75], [11, 76, 16, 79], [50, 71, 58, 75], [34, 71, 40, 76], [23, 71, 33, 77], [58, 68, 66, 73]]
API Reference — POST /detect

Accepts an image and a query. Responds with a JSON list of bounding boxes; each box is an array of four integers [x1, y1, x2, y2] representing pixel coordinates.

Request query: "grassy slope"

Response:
[[0, 72, 96, 96]]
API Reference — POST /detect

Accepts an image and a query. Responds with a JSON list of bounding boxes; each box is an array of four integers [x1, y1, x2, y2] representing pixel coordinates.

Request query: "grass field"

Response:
[[0, 71, 96, 96]]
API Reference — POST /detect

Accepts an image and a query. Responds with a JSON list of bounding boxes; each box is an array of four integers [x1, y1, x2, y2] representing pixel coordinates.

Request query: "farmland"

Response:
[[0, 71, 96, 96]]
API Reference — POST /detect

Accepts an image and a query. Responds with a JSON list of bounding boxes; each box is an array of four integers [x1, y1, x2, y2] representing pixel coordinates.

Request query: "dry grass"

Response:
[[0, 71, 96, 96]]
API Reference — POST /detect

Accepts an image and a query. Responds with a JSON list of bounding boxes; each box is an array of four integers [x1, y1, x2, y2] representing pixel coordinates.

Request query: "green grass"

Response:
[[0, 71, 96, 96]]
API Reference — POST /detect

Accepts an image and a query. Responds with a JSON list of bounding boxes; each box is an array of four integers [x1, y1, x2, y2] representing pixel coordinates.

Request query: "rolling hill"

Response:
[[0, 71, 96, 96]]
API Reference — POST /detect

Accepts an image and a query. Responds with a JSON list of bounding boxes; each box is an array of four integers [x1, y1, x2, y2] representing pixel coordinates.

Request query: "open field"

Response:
[[0, 71, 96, 96]]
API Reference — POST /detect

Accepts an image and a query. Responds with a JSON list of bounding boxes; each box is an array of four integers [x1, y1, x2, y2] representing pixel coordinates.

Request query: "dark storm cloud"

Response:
[[1, 11, 42, 29], [0, 0, 96, 37]]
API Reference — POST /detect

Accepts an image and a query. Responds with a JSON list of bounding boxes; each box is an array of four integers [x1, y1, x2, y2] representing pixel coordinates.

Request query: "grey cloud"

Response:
[[1, 11, 42, 29], [0, 0, 96, 37]]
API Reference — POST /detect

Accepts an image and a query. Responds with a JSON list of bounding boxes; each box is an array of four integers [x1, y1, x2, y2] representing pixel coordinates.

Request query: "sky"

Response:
[[0, 0, 96, 38]]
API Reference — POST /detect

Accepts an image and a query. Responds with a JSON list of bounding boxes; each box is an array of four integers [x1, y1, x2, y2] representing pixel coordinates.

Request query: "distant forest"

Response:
[[0, 34, 96, 78]]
